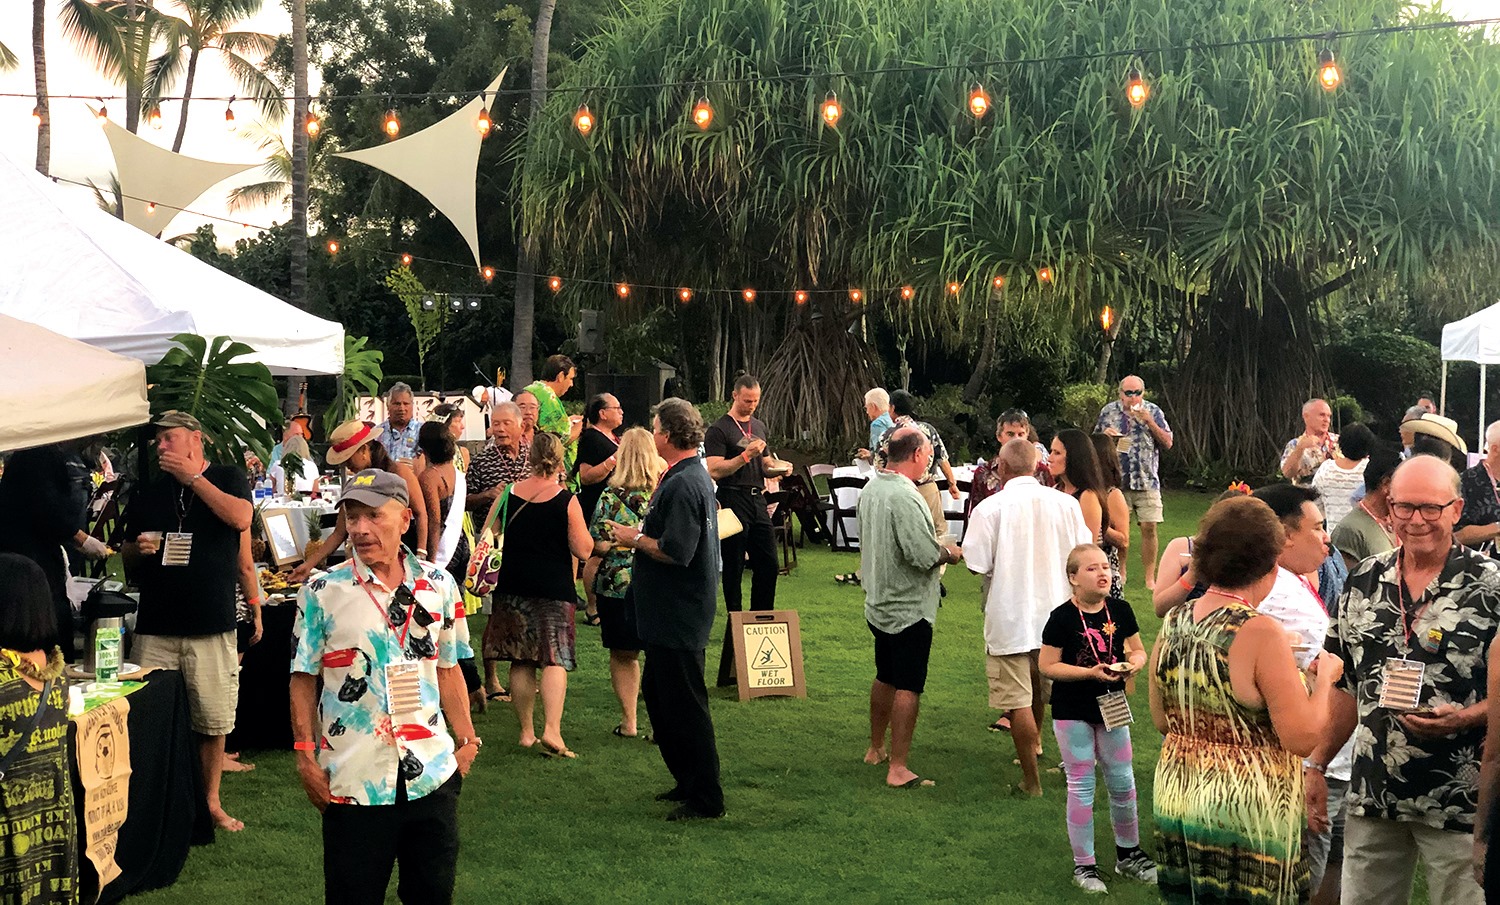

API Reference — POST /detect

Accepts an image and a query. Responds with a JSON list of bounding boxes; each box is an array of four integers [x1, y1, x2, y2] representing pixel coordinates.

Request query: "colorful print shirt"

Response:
[[291, 549, 473, 806], [589, 486, 651, 599], [1094, 401, 1171, 491], [1324, 544, 1500, 832], [467, 443, 530, 497], [1280, 432, 1340, 485], [377, 419, 421, 462], [525, 381, 577, 485], [874, 417, 948, 484]]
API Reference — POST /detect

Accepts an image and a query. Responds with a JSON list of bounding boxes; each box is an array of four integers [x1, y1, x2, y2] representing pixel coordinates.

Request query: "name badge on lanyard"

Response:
[[1379, 658, 1425, 712], [385, 661, 423, 721], [1097, 690, 1134, 731], [162, 532, 194, 566]]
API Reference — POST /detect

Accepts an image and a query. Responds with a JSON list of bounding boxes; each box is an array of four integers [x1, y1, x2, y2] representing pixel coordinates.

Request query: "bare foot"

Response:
[[210, 808, 245, 831], [469, 689, 487, 714], [518, 732, 538, 749], [863, 747, 889, 765], [1144, 575, 1157, 591], [886, 766, 932, 787], [222, 757, 256, 773], [539, 734, 569, 754], [1015, 782, 1043, 798]]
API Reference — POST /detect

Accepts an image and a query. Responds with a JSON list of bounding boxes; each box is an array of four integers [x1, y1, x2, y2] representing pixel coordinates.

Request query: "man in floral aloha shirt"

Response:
[[1316, 455, 1500, 905]]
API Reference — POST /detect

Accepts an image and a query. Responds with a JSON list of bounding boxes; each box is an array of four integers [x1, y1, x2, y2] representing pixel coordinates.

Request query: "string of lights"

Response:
[[6, 15, 1496, 108]]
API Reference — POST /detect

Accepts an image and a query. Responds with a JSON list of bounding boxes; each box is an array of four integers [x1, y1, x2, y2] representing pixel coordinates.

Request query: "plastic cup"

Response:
[[138, 531, 164, 555]]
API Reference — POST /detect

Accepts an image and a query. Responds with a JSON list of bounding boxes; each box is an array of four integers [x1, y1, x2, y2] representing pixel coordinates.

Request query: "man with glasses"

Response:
[[970, 409, 1053, 510], [1095, 376, 1173, 590], [1314, 455, 1500, 905]]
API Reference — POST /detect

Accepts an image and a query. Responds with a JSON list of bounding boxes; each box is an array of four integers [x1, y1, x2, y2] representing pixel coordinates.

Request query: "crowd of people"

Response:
[[9, 355, 1500, 904]]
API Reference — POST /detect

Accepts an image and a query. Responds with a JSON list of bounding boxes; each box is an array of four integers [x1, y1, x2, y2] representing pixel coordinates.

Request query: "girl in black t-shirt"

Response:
[[1039, 544, 1156, 894]]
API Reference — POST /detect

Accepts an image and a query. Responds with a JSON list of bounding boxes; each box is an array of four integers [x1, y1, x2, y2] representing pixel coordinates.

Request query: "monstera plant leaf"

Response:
[[324, 334, 386, 436], [146, 333, 282, 466]]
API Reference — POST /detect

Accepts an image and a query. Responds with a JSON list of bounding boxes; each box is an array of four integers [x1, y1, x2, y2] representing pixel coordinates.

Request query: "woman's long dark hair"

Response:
[[0, 554, 59, 652], [1090, 432, 1124, 490], [1057, 428, 1110, 536]]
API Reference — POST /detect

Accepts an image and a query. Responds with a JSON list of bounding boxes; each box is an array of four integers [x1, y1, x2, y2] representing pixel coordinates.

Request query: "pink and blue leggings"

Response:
[[1052, 719, 1141, 866]]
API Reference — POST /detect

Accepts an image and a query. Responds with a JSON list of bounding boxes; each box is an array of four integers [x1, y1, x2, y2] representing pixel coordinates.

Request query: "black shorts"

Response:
[[868, 619, 933, 694], [236, 620, 255, 654], [597, 592, 643, 652]]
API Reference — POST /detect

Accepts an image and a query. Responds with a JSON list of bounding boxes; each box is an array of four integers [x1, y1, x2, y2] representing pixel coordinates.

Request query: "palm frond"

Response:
[[0, 41, 18, 72], [227, 179, 289, 212], [218, 48, 288, 122]]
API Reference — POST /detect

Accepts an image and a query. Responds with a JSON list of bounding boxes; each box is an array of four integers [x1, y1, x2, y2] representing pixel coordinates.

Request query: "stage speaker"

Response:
[[578, 309, 602, 354]]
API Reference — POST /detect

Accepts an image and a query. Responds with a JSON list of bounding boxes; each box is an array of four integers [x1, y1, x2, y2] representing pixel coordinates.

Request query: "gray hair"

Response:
[[655, 397, 705, 451], [387, 381, 414, 400], [997, 437, 1038, 475], [1402, 406, 1427, 424], [1485, 420, 1500, 451], [492, 401, 520, 421], [864, 388, 890, 411]]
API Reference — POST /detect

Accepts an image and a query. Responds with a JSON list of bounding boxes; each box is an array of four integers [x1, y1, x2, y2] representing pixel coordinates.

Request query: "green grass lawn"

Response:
[[130, 490, 1306, 903]]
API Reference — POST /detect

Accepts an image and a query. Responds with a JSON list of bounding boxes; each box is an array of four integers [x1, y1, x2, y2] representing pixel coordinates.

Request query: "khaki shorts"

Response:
[[986, 651, 1049, 712], [1122, 488, 1164, 524], [134, 631, 240, 736], [915, 481, 945, 536]]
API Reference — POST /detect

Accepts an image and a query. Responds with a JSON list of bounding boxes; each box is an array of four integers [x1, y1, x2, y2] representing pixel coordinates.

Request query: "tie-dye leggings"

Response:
[[1053, 719, 1141, 865]]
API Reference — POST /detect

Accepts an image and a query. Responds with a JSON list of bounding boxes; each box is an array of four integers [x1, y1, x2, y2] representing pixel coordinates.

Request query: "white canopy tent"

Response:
[[1440, 301, 1500, 451], [0, 151, 344, 376], [0, 315, 150, 451]]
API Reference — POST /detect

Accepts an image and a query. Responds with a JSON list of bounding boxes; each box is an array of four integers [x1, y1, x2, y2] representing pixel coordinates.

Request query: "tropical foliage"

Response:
[[145, 333, 282, 464], [519, 0, 1500, 467], [323, 334, 386, 435]]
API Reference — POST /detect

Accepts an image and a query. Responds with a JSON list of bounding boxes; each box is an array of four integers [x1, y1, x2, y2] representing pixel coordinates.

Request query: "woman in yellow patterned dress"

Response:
[[1148, 496, 1343, 904]]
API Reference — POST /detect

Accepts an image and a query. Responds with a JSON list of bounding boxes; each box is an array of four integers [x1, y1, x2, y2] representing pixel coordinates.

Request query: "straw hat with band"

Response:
[[1406, 413, 1468, 455], [326, 421, 386, 466]]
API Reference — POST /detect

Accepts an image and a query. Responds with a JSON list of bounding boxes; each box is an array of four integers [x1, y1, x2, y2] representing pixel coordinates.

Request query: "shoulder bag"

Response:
[[463, 486, 530, 597]]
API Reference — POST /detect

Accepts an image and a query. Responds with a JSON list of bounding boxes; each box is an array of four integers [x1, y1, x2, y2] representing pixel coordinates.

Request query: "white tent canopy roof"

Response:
[[1441, 302, 1500, 364], [0, 151, 344, 376], [0, 315, 150, 451]]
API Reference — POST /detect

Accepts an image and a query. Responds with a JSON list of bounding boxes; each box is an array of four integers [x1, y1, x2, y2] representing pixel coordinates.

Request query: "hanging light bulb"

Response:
[[615, 281, 630, 298], [967, 84, 991, 120], [820, 93, 842, 128], [224, 97, 236, 131], [400, 253, 413, 267], [95, 100, 109, 123], [1101, 306, 1115, 333], [547, 275, 563, 293], [1038, 266, 1055, 284], [678, 287, 694, 303], [305, 112, 321, 138], [848, 288, 864, 303], [146, 202, 157, 213], [991, 275, 1006, 291], [31, 105, 42, 127], [383, 108, 400, 138], [482, 266, 495, 282], [692, 97, 714, 130], [475, 106, 493, 136], [574, 104, 595, 136], [899, 285, 914, 301], [742, 288, 757, 304], [1125, 69, 1150, 108], [326, 239, 340, 255], [148, 106, 162, 130], [793, 289, 809, 305], [946, 281, 962, 296], [1318, 49, 1342, 92]]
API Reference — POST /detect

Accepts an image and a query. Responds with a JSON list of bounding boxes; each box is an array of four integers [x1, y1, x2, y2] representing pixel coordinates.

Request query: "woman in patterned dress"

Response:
[[1148, 496, 1344, 904], [587, 428, 664, 738]]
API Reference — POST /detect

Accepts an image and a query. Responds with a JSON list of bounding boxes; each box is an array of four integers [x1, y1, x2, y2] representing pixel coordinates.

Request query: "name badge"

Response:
[[1379, 658, 1425, 711], [1115, 435, 1134, 454], [1097, 690, 1134, 731], [385, 661, 423, 721], [162, 532, 194, 566]]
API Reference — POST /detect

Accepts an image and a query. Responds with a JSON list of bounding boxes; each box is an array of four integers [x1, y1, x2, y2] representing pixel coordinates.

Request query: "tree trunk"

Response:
[[1094, 310, 1123, 383], [289, 0, 309, 309], [170, 48, 200, 153], [122, 0, 152, 133], [962, 309, 998, 402], [32, 0, 48, 175], [508, 0, 558, 389]]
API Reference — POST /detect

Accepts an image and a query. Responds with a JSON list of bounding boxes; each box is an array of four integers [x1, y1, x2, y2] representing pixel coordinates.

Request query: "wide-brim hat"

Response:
[[1407, 414, 1468, 455], [326, 421, 384, 466]]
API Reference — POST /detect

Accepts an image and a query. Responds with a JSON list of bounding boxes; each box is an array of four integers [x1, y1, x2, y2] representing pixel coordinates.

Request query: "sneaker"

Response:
[[1072, 866, 1108, 894], [1115, 850, 1158, 883]]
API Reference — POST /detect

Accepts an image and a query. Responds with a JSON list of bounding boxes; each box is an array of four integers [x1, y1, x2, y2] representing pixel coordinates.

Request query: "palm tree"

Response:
[[0, 42, 17, 70], [227, 119, 327, 213], [59, 0, 157, 134], [508, 0, 558, 389], [288, 0, 308, 309], [143, 0, 285, 153], [30, 0, 48, 174]]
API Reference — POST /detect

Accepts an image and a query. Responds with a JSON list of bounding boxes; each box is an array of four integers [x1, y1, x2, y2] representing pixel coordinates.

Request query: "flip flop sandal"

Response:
[[487, 689, 511, 702], [539, 741, 577, 759], [612, 725, 640, 739], [891, 776, 935, 789], [987, 717, 1011, 732], [584, 613, 602, 627], [833, 573, 862, 586]]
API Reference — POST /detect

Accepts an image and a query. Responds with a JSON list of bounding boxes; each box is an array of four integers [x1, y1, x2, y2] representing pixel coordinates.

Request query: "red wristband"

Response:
[[293, 741, 316, 752]]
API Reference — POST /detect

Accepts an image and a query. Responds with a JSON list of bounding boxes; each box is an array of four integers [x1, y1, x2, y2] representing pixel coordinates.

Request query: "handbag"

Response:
[[464, 486, 530, 597], [717, 506, 744, 540], [0, 679, 53, 781]]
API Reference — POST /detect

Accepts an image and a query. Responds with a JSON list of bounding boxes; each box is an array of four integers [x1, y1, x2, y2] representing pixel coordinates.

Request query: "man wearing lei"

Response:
[[524, 354, 584, 490]]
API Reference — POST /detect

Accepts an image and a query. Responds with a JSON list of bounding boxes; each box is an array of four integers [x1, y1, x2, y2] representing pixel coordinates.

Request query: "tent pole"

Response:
[[1441, 362, 1448, 415], [1481, 365, 1487, 456]]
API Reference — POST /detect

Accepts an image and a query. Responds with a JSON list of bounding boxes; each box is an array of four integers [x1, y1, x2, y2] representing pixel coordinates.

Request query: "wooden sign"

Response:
[[728, 610, 807, 701]]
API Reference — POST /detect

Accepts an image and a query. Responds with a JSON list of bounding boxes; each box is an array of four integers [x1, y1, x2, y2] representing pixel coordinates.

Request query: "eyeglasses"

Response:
[[1122, 389, 1144, 397], [1389, 498, 1459, 520]]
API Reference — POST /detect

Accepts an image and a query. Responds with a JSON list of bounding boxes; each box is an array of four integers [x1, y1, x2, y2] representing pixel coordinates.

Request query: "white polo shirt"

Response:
[[963, 477, 1092, 656]]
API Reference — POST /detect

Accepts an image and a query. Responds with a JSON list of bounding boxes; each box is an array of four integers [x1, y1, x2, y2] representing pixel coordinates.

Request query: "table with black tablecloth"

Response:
[[69, 669, 212, 904], [228, 599, 297, 752]]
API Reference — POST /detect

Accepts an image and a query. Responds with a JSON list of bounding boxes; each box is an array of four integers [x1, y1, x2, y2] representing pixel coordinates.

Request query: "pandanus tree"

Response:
[[520, 0, 1500, 464]]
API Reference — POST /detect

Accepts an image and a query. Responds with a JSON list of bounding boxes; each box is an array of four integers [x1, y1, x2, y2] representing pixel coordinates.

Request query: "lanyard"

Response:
[[1394, 552, 1436, 651], [731, 415, 756, 441], [1359, 500, 1395, 544], [1298, 574, 1327, 614], [1204, 587, 1254, 608], [1074, 598, 1117, 665], [1485, 461, 1500, 512], [593, 426, 620, 449], [354, 557, 415, 648]]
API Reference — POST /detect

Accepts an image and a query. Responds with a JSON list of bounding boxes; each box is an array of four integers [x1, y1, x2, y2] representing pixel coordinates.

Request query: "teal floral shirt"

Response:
[[589, 486, 651, 599], [291, 550, 473, 806]]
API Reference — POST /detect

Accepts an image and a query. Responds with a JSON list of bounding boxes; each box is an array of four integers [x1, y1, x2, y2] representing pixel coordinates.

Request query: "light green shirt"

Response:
[[857, 471, 943, 633]]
